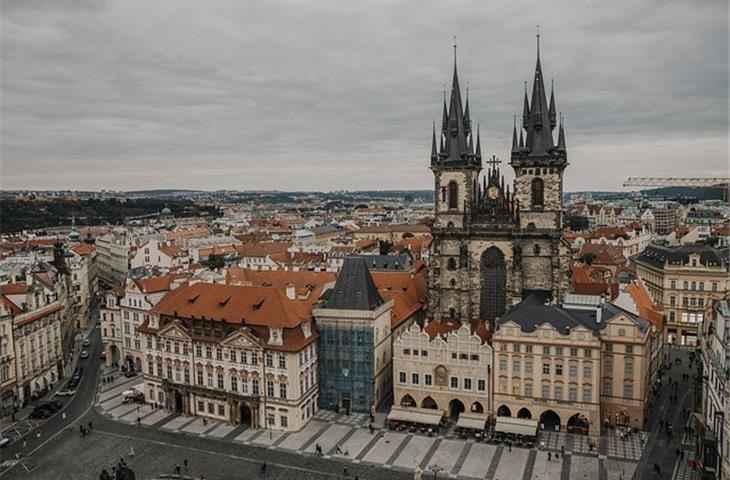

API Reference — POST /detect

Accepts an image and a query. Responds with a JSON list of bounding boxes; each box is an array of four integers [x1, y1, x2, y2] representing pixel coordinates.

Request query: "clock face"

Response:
[[487, 186, 500, 200]]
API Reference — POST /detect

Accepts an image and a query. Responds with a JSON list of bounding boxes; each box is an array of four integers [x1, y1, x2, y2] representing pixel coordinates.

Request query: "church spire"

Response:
[[557, 113, 566, 151], [521, 29, 556, 155], [522, 81, 530, 127], [548, 79, 557, 129], [476, 124, 482, 159], [433, 37, 471, 166], [431, 121, 438, 162], [511, 115, 518, 152]]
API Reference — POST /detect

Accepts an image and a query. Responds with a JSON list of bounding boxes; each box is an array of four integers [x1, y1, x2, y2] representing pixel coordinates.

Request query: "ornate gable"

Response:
[[221, 327, 263, 350]]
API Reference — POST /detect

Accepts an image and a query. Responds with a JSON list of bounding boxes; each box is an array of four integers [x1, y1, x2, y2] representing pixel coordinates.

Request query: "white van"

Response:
[[121, 390, 143, 404]]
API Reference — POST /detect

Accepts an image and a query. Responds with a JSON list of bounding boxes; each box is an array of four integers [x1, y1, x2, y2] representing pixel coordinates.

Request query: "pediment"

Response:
[[221, 328, 262, 349]]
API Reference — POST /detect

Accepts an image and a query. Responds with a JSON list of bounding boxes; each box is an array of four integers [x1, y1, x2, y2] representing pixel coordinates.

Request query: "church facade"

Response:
[[428, 41, 571, 326]]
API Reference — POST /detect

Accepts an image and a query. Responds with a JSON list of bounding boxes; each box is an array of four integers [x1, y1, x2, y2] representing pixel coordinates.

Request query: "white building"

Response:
[[130, 240, 188, 270], [137, 282, 319, 432]]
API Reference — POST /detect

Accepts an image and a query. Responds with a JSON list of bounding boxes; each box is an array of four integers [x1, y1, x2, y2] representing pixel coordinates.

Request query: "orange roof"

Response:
[[372, 271, 428, 329], [225, 268, 335, 303], [356, 224, 430, 234], [70, 243, 95, 256], [236, 242, 290, 257], [15, 303, 62, 327], [593, 227, 629, 240], [1, 284, 30, 295], [159, 243, 187, 258], [424, 318, 461, 340], [133, 276, 175, 294], [578, 244, 627, 265], [626, 279, 664, 331], [151, 282, 311, 329]]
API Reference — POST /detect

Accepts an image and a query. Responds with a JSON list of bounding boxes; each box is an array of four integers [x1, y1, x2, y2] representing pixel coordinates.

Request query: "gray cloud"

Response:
[[1, 0, 727, 192]]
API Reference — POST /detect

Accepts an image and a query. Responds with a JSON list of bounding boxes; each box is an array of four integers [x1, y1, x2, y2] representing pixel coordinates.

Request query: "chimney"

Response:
[[285, 283, 296, 300]]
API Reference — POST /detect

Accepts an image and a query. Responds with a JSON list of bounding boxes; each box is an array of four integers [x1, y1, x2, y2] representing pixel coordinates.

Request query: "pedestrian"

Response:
[[62, 412, 66, 420], [260, 462, 267, 476], [548, 452, 552, 461], [175, 463, 181, 475], [88, 421, 93, 431], [137, 417, 141, 427], [129, 446, 135, 458], [561, 445, 565, 456], [343, 466, 348, 476], [508, 441, 512, 452], [184, 459, 188, 471]]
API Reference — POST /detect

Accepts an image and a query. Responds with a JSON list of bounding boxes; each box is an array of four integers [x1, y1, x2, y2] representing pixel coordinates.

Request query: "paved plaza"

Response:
[[95, 372, 648, 479]]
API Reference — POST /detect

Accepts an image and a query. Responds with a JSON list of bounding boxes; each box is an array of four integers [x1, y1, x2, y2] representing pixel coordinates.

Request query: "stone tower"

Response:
[[428, 38, 570, 327]]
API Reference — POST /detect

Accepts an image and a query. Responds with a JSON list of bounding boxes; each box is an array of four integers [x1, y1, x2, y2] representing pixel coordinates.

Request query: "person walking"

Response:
[[184, 459, 188, 471], [260, 462, 267, 476], [175, 463, 181, 475]]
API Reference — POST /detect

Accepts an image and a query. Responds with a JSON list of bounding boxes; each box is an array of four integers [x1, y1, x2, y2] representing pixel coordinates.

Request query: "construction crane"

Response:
[[624, 177, 729, 188]]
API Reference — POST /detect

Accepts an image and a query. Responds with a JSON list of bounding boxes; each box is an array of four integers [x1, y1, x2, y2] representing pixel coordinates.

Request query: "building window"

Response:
[[198, 401, 204, 412], [242, 379, 249, 394], [447, 258, 457, 271], [279, 384, 287, 398], [555, 364, 563, 376], [525, 345, 533, 353], [266, 380, 274, 397], [554, 385, 563, 400], [541, 385, 550, 399], [399, 371, 406, 384], [217, 373, 224, 389], [513, 360, 521, 373], [603, 381, 612, 396], [167, 365, 173, 379], [543, 346, 550, 355], [625, 361, 634, 375], [450, 377, 458, 389], [241, 351, 248, 364], [251, 352, 258, 365], [531, 177, 544, 207], [570, 348, 578, 357], [499, 358, 507, 371], [625, 345, 633, 354], [569, 387, 578, 402], [542, 363, 550, 375], [207, 371, 213, 387], [278, 354, 286, 369], [266, 352, 274, 367], [464, 378, 472, 390], [524, 383, 533, 396], [582, 387, 592, 403], [196, 345, 202, 357], [670, 296, 676, 306], [525, 361, 533, 374], [623, 383, 633, 398], [569, 365, 578, 378], [205, 346, 212, 358], [670, 280, 676, 289], [584, 349, 592, 358], [669, 312, 675, 322], [583, 365, 592, 378], [280, 415, 288, 428], [252, 379, 260, 395], [477, 379, 485, 391], [425, 374, 433, 386], [197, 371, 203, 385], [208, 403, 214, 414], [412, 373, 419, 385], [448, 181, 458, 210]]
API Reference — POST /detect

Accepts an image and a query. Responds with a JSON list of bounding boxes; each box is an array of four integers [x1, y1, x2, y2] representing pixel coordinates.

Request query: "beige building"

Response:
[[632, 242, 729, 346], [138, 282, 319, 432], [96, 231, 131, 287], [0, 287, 19, 416], [492, 294, 652, 436], [392, 320, 491, 419]]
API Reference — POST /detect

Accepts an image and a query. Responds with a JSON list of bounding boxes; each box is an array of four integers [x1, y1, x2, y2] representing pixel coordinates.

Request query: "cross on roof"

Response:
[[486, 155, 501, 168]]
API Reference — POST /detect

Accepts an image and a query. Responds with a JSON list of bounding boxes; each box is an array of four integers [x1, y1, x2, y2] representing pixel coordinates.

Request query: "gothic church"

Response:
[[429, 39, 571, 326]]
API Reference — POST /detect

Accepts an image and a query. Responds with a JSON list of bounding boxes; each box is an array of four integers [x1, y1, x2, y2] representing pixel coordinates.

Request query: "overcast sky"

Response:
[[2, 0, 728, 192]]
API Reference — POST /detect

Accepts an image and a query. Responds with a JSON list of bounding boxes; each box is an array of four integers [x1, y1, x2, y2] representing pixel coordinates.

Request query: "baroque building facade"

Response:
[[428, 41, 570, 326]]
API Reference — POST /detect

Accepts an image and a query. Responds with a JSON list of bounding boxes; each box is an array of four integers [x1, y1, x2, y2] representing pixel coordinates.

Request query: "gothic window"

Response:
[[531, 177, 544, 208], [449, 279, 456, 288], [441, 187, 447, 203], [480, 247, 506, 322], [448, 181, 458, 210], [447, 222, 454, 230], [447, 258, 457, 271], [533, 244, 541, 255]]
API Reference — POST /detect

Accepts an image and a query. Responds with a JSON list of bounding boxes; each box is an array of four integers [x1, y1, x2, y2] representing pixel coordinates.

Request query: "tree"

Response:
[[580, 252, 597, 266], [401, 232, 414, 239], [206, 254, 225, 270], [378, 240, 393, 255]]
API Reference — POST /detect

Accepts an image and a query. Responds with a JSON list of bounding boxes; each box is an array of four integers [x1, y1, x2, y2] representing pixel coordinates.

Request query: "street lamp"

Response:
[[428, 464, 443, 479]]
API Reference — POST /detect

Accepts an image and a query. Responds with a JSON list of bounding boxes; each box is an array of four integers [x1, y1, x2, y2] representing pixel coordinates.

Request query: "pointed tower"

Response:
[[430, 41, 481, 231], [510, 32, 568, 232]]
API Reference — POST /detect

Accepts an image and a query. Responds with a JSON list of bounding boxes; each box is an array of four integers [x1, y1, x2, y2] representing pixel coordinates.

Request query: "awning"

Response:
[[387, 406, 444, 426], [494, 416, 538, 436], [456, 412, 490, 430]]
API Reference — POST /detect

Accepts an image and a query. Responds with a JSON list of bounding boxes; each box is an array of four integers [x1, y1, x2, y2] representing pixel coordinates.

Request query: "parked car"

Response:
[[121, 390, 144, 404], [82, 338, 91, 347], [39, 400, 64, 413], [56, 388, 77, 397], [80, 351, 89, 359], [72, 367, 84, 380], [67, 377, 79, 389], [0, 435, 9, 448], [29, 408, 52, 420]]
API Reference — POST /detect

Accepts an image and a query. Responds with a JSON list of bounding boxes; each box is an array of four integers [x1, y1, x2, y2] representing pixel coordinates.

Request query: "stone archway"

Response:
[[421, 396, 438, 410], [567, 413, 590, 435], [109, 345, 120, 367], [400, 394, 416, 407], [539, 410, 561, 432], [448, 399, 465, 418], [470, 402, 484, 414], [497, 405, 512, 417], [517, 407, 532, 419]]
